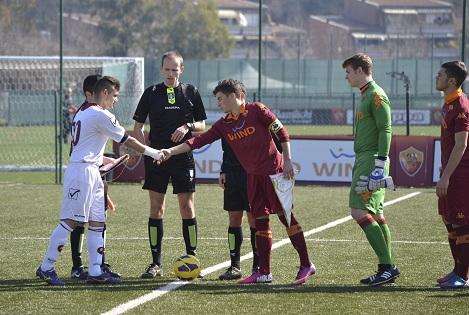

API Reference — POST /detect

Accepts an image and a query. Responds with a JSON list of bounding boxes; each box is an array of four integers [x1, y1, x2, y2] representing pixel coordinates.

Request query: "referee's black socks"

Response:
[[148, 218, 163, 266], [228, 226, 243, 269], [182, 218, 198, 256]]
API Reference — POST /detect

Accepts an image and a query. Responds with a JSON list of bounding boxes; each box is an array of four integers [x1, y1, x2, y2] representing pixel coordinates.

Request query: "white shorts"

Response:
[[60, 163, 105, 223]]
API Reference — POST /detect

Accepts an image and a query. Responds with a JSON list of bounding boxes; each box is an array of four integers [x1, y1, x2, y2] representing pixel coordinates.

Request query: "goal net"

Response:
[[0, 56, 144, 171]]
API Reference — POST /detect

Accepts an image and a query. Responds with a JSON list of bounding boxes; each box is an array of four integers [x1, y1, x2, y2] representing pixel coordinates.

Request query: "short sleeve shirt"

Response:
[[70, 103, 126, 166], [133, 82, 206, 148]]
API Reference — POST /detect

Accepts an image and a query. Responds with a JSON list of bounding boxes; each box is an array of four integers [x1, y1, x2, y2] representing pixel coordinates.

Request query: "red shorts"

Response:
[[438, 172, 469, 225], [247, 173, 283, 218]]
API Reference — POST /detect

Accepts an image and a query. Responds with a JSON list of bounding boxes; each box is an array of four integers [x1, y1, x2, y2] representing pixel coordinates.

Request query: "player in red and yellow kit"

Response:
[[159, 79, 315, 284], [435, 61, 469, 288]]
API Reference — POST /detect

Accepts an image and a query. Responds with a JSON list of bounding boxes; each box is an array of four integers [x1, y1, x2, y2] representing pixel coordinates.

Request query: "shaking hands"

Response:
[[143, 146, 174, 164]]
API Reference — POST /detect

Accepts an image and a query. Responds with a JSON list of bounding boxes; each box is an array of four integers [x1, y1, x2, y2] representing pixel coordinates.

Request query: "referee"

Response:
[[132, 51, 207, 278]]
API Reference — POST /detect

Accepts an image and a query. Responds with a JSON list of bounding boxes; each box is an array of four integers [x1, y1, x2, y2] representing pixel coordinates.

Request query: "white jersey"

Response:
[[70, 103, 126, 166]]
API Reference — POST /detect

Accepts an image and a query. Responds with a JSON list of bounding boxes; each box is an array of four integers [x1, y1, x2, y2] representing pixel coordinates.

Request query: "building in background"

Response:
[[216, 0, 304, 58], [309, 0, 457, 58]]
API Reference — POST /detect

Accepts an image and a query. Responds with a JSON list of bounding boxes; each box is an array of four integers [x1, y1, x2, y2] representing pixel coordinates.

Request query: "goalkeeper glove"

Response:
[[354, 158, 395, 193]]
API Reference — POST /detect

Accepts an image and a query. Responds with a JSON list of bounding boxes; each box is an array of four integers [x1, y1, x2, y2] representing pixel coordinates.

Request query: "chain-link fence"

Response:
[[0, 0, 467, 179]]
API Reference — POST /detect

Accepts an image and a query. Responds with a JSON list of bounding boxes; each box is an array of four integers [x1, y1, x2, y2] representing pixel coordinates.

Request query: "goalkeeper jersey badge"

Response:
[[399, 146, 423, 177], [166, 87, 176, 104]]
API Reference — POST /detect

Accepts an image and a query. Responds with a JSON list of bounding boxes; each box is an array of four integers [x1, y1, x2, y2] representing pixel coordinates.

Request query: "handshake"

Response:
[[355, 158, 395, 194], [143, 146, 172, 163]]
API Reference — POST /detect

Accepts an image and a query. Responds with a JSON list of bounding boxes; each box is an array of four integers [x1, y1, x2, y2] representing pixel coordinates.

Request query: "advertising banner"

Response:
[[347, 109, 431, 125], [391, 136, 435, 187], [111, 133, 439, 187]]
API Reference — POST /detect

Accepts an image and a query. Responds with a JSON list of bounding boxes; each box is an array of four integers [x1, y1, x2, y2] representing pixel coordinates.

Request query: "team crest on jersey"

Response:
[[457, 112, 468, 119], [457, 212, 465, 219], [399, 146, 424, 177]]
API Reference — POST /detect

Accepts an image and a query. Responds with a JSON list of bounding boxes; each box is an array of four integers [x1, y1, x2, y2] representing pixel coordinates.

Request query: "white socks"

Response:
[[40, 222, 106, 277], [41, 222, 72, 271], [87, 227, 105, 276]]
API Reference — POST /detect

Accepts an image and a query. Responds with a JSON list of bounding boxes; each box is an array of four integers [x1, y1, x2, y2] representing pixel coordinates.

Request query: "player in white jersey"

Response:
[[36, 76, 162, 285]]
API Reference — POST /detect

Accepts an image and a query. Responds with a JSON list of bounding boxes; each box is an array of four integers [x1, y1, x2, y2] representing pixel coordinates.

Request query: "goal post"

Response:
[[0, 56, 144, 172]]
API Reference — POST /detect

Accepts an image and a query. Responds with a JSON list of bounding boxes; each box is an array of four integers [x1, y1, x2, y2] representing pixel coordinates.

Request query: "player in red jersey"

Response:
[[435, 61, 469, 288], [159, 79, 315, 284]]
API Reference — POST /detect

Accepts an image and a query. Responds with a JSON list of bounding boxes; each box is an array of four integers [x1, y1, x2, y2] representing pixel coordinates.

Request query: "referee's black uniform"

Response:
[[133, 82, 207, 194]]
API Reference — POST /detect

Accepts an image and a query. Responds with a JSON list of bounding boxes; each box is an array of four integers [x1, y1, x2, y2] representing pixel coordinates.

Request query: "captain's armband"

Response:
[[269, 119, 283, 133]]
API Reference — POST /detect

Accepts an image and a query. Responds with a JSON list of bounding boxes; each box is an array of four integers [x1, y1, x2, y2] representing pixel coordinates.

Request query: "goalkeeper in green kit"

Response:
[[342, 54, 399, 286]]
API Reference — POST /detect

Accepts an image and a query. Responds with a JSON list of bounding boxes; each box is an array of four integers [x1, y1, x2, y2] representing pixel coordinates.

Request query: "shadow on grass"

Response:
[[176, 282, 443, 294], [0, 277, 450, 295], [0, 277, 178, 292]]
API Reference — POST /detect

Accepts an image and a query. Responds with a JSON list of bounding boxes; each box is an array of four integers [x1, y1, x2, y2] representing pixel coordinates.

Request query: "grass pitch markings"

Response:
[[101, 191, 421, 315]]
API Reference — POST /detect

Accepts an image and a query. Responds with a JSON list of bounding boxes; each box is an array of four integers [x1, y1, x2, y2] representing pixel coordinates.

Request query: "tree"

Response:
[[93, 0, 233, 58]]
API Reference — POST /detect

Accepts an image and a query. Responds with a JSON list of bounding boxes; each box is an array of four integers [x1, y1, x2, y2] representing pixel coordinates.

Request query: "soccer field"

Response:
[[0, 173, 466, 314]]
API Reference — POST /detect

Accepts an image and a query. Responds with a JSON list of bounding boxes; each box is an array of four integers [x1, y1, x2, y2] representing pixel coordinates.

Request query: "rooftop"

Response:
[[363, 0, 452, 9]]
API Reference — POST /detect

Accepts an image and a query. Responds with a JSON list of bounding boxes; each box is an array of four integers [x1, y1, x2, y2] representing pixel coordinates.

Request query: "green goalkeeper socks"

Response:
[[359, 216, 393, 265], [378, 221, 393, 263]]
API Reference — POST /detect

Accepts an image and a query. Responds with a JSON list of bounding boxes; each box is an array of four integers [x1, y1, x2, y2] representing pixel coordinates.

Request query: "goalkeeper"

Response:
[[342, 54, 399, 286]]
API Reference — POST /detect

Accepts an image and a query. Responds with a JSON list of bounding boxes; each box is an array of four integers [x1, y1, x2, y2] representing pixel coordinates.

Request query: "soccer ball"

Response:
[[172, 254, 201, 280]]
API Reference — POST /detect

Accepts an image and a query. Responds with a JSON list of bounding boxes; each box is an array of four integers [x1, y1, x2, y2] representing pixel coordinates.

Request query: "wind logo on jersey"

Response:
[[167, 87, 176, 104], [399, 146, 424, 177], [227, 126, 255, 141]]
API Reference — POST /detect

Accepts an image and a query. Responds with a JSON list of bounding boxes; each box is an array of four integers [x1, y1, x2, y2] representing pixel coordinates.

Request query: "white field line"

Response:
[[101, 191, 421, 315]]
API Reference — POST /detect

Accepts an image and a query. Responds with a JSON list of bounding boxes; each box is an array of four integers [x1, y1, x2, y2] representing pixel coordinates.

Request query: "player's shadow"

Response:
[[176, 282, 443, 294], [428, 291, 469, 298], [0, 277, 181, 292]]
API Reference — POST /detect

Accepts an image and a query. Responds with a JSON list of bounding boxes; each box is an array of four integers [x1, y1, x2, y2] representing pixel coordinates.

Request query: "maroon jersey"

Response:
[[186, 102, 288, 175], [440, 89, 469, 171], [438, 89, 469, 225]]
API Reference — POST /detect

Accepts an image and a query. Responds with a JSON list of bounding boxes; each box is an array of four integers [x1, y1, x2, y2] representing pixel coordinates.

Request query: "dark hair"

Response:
[[342, 53, 373, 75], [93, 76, 120, 95], [212, 79, 246, 97], [161, 51, 184, 67], [83, 74, 102, 94], [441, 61, 468, 87]]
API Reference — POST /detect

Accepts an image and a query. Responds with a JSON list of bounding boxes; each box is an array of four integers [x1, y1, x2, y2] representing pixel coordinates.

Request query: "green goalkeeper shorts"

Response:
[[349, 153, 389, 215]]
